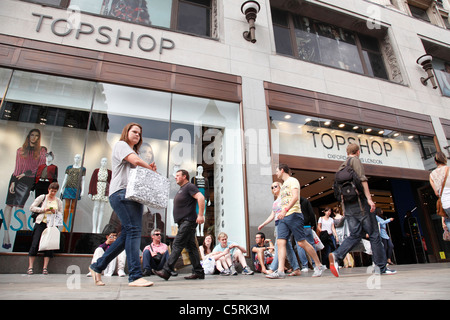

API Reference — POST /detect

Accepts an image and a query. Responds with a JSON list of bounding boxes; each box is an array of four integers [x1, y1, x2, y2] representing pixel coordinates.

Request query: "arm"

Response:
[[124, 153, 157, 171], [193, 192, 205, 224], [229, 242, 247, 254], [278, 187, 299, 220], [258, 211, 275, 230], [362, 181, 375, 212], [430, 175, 439, 197]]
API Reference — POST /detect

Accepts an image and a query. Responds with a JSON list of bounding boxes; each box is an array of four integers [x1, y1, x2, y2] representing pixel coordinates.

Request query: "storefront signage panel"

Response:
[[32, 12, 175, 54], [274, 121, 425, 170]]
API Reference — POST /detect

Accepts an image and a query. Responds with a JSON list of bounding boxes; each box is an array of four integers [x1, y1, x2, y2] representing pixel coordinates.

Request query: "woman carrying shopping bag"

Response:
[[27, 182, 63, 275]]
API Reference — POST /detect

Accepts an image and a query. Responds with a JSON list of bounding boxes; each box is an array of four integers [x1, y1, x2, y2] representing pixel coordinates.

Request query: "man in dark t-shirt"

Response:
[[155, 169, 205, 280]]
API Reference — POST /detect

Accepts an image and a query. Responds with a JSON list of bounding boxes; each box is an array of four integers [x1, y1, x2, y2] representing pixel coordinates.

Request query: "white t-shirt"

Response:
[[318, 217, 334, 235], [109, 141, 137, 195]]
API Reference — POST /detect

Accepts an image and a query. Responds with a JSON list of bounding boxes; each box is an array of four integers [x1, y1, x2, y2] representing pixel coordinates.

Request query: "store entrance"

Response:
[[291, 169, 440, 265]]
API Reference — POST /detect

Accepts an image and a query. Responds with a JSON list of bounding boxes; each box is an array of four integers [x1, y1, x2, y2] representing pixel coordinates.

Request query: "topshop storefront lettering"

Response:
[[32, 13, 175, 54]]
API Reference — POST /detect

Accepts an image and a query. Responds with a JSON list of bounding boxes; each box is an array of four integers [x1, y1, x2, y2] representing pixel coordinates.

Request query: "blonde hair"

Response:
[[217, 232, 228, 240]]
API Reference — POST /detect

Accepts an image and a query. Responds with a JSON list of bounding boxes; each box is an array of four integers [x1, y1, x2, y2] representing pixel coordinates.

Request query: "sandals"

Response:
[[27, 268, 33, 275], [42, 268, 48, 275]]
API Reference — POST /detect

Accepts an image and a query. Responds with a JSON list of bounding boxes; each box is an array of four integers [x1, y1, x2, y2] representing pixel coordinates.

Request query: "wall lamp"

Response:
[[416, 54, 438, 89], [241, 0, 260, 43]]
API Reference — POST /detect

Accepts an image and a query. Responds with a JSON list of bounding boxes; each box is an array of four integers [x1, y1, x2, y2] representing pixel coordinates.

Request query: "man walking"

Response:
[[154, 169, 205, 280], [266, 164, 325, 279], [329, 144, 396, 277]]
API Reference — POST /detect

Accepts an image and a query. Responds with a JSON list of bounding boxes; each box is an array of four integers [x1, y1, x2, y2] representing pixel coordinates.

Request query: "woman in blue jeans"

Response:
[[89, 123, 157, 287]]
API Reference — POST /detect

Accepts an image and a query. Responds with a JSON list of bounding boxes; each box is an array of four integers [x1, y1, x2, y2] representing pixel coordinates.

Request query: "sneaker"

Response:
[[220, 269, 231, 276], [312, 265, 326, 277], [328, 252, 340, 277], [381, 268, 397, 275], [301, 267, 309, 273], [265, 270, 285, 279], [230, 265, 238, 276], [242, 266, 254, 275], [118, 269, 126, 277]]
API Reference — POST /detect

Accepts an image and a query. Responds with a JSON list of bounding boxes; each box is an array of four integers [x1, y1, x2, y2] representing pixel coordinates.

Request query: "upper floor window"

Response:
[[272, 8, 389, 80], [23, 0, 212, 37]]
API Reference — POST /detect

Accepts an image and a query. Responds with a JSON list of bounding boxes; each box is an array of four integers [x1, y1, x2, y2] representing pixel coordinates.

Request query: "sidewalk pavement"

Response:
[[1, 262, 449, 301]]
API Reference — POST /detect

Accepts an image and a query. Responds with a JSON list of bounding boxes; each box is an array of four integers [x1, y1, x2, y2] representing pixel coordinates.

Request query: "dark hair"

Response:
[[277, 164, 290, 175], [48, 182, 59, 190], [435, 151, 447, 165], [177, 169, 190, 181], [256, 232, 266, 240]]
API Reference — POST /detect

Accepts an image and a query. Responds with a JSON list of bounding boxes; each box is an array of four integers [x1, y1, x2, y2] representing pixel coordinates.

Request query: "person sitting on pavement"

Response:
[[251, 232, 274, 274], [212, 232, 254, 275], [142, 228, 169, 276], [88, 226, 126, 277]]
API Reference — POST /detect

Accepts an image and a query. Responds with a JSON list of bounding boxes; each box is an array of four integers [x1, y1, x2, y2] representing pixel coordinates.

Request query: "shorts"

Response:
[[277, 212, 305, 242]]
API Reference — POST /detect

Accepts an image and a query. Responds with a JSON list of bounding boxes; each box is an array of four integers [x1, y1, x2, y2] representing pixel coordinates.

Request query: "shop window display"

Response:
[[0, 68, 245, 254]]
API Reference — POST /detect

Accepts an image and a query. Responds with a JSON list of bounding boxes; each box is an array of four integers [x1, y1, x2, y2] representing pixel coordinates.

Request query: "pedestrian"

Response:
[[212, 232, 254, 275], [258, 181, 301, 276], [142, 228, 169, 276], [266, 164, 325, 279], [430, 151, 450, 237], [375, 208, 395, 265], [295, 196, 317, 272], [329, 144, 396, 277], [251, 232, 274, 274], [154, 169, 206, 280], [89, 123, 156, 287], [317, 207, 338, 268], [27, 182, 63, 275]]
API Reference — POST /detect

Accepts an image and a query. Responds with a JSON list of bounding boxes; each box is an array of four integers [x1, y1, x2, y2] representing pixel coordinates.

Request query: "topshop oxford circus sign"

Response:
[[32, 12, 175, 54], [274, 122, 425, 171]]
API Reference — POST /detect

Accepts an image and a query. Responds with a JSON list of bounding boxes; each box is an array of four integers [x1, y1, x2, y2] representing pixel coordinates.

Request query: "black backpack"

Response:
[[333, 157, 364, 202]]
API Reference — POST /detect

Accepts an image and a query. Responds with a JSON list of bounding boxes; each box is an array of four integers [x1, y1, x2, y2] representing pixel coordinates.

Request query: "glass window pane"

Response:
[[177, 2, 210, 36], [0, 71, 95, 252], [0, 68, 13, 107], [69, 0, 172, 28], [169, 94, 246, 247], [28, 0, 64, 5], [80, 83, 171, 237], [271, 8, 289, 27], [274, 25, 293, 56]]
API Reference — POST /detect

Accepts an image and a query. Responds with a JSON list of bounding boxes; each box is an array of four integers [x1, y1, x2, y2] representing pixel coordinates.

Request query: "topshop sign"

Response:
[[274, 122, 425, 170], [32, 12, 175, 54]]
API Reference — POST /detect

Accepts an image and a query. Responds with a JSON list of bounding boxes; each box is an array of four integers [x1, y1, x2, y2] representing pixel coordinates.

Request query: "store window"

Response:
[[269, 110, 437, 171], [0, 68, 245, 253], [271, 8, 389, 80], [23, 0, 212, 37]]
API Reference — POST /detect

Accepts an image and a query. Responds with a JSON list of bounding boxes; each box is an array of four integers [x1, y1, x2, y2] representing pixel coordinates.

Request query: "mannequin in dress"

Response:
[[191, 165, 210, 236], [59, 154, 86, 232], [34, 151, 58, 198], [89, 157, 112, 234]]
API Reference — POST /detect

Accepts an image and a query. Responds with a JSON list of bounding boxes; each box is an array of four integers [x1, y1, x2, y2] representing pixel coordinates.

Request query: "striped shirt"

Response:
[[13, 147, 46, 176]]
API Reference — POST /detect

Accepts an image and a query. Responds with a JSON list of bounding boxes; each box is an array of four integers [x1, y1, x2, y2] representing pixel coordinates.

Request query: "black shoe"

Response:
[[153, 269, 171, 280], [184, 273, 205, 280], [142, 269, 152, 277], [170, 270, 178, 277]]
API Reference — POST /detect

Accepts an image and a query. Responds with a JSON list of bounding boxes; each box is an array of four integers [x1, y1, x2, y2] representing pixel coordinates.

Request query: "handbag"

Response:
[[125, 166, 170, 209], [444, 230, 450, 242], [436, 167, 449, 218], [38, 214, 60, 251]]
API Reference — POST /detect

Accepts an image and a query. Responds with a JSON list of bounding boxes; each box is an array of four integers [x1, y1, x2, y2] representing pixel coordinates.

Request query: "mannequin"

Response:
[[191, 165, 210, 236], [88, 157, 112, 233], [34, 151, 58, 198], [59, 154, 86, 232], [2, 129, 46, 249]]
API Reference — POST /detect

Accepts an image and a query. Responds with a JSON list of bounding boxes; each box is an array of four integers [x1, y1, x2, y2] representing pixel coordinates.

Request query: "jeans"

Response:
[[333, 198, 387, 272], [296, 227, 316, 268], [164, 220, 203, 276], [143, 250, 169, 271], [90, 189, 144, 282]]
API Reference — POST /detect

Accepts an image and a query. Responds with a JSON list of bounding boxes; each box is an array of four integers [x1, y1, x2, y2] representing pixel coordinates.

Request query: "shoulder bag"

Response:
[[125, 166, 170, 209], [38, 214, 61, 251], [436, 166, 449, 218]]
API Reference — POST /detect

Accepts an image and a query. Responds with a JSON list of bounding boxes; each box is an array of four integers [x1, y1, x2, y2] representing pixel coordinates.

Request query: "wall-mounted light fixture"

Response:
[[416, 54, 438, 89], [241, 0, 260, 43]]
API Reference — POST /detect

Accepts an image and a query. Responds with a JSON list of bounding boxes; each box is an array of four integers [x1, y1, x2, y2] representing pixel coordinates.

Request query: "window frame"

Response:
[[271, 8, 389, 80]]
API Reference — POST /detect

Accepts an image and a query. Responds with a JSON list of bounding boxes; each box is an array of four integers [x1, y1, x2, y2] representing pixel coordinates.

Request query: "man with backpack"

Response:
[[329, 144, 396, 277]]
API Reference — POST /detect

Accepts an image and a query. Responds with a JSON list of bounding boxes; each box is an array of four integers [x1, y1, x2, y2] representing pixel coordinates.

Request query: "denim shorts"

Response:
[[277, 212, 305, 242]]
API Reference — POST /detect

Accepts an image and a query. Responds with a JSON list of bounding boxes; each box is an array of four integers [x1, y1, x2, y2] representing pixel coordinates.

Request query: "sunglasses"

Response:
[[271, 185, 279, 189], [153, 233, 161, 236]]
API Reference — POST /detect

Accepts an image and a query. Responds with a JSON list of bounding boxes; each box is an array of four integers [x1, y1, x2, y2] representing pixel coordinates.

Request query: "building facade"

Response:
[[0, 0, 449, 265]]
